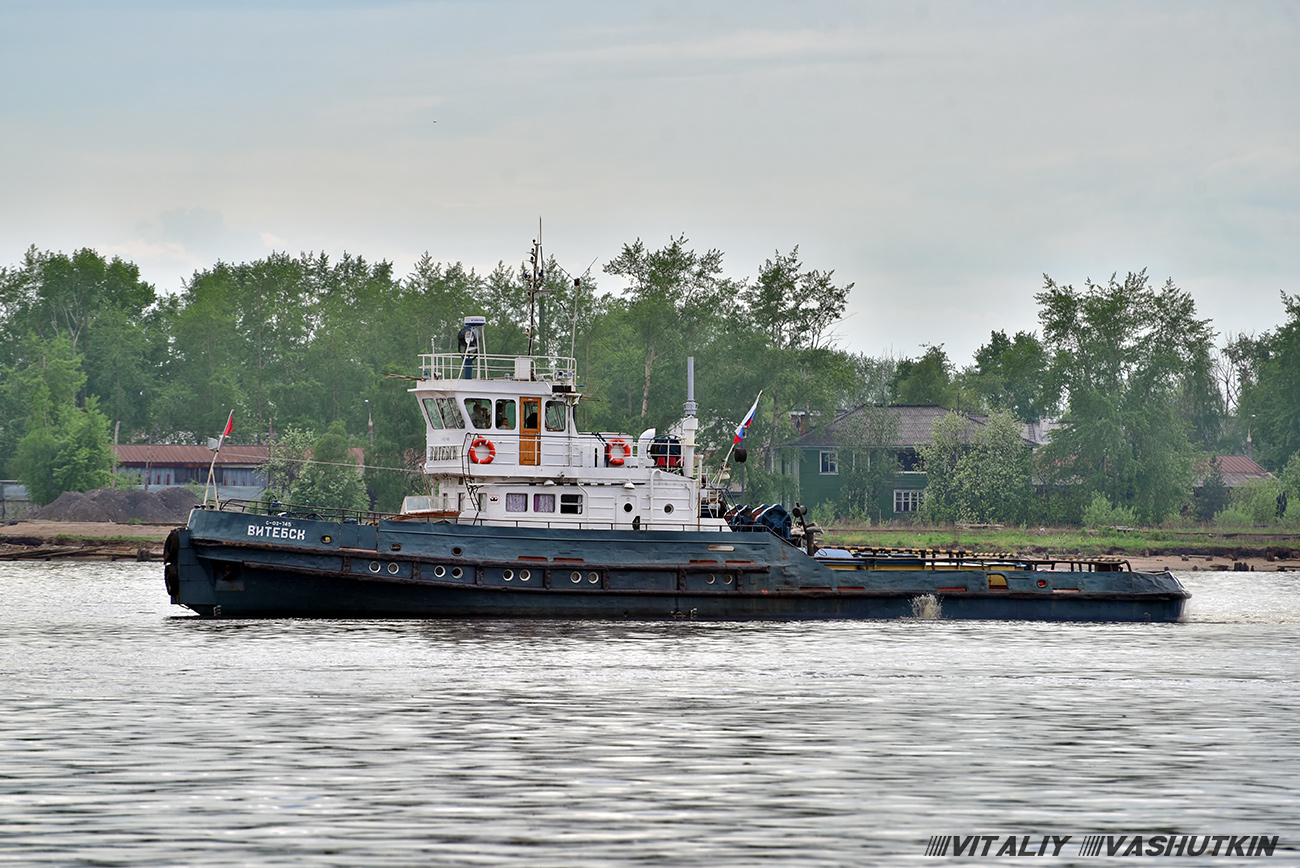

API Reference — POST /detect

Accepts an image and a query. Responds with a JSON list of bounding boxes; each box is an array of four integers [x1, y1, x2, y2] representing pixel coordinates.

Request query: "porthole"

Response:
[[706, 574, 716, 584], [571, 571, 582, 583], [1037, 579, 1048, 588], [321, 535, 333, 544], [588, 572, 600, 584], [623, 503, 633, 513], [664, 503, 674, 514], [390, 543, 402, 551], [723, 574, 734, 585], [387, 562, 400, 574], [452, 547, 463, 556], [451, 567, 463, 579], [433, 565, 446, 578], [503, 569, 514, 581], [368, 561, 381, 573], [519, 569, 531, 581]]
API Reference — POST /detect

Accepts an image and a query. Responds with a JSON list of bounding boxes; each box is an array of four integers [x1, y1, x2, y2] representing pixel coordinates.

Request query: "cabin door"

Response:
[[520, 397, 541, 466]]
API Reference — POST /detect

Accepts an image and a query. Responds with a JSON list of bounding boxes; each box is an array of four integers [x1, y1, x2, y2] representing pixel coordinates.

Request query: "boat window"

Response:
[[464, 398, 492, 430], [522, 400, 540, 431], [545, 400, 567, 432], [436, 397, 464, 429], [533, 493, 555, 513], [505, 493, 528, 513], [422, 398, 445, 429], [495, 399, 516, 430], [560, 493, 583, 515]]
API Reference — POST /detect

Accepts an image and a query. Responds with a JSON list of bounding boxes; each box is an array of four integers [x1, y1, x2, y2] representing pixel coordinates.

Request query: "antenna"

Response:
[[526, 220, 542, 357], [563, 256, 597, 366]]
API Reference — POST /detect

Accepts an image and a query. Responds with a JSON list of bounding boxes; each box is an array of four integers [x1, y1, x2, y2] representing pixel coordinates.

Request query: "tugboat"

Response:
[[164, 250, 1189, 622]]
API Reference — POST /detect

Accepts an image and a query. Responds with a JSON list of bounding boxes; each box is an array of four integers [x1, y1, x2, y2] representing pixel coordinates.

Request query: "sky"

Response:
[[2, 0, 1298, 365]]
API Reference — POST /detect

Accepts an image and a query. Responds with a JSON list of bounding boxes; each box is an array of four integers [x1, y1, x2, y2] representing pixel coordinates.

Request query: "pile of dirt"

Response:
[[36, 488, 200, 524]]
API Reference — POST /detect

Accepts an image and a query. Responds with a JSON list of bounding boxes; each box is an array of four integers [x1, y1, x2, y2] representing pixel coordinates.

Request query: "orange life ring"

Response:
[[469, 437, 496, 464], [605, 438, 630, 467]]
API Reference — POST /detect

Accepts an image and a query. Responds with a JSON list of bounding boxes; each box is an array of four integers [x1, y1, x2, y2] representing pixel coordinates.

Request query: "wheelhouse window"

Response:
[[545, 400, 568, 432], [894, 489, 922, 513], [820, 450, 838, 475], [464, 398, 492, 430], [505, 493, 528, 513], [560, 493, 583, 515], [422, 398, 443, 429], [425, 397, 464, 429], [495, 399, 516, 430]]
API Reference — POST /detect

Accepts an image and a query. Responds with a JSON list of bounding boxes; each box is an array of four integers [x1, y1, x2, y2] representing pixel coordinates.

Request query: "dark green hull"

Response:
[[165, 508, 1189, 622]]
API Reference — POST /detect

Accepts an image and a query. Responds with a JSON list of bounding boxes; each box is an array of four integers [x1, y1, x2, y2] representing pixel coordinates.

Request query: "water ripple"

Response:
[[0, 564, 1297, 865]]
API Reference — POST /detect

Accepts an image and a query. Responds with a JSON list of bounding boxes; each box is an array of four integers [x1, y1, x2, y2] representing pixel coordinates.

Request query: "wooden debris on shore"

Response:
[[0, 540, 160, 561]]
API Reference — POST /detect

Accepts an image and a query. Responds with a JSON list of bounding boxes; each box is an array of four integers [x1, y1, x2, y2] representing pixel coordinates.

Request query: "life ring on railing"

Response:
[[605, 438, 630, 467], [469, 437, 496, 464]]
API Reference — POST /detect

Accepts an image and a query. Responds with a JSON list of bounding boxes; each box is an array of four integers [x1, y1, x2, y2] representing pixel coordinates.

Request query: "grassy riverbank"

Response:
[[822, 524, 1300, 560], [3, 519, 1298, 569]]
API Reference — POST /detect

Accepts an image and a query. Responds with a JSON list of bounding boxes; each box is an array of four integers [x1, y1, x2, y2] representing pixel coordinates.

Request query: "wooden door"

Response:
[[520, 397, 541, 466]]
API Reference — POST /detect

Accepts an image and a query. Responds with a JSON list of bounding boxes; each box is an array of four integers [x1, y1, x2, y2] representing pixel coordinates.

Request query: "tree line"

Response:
[[1, 241, 1298, 526]]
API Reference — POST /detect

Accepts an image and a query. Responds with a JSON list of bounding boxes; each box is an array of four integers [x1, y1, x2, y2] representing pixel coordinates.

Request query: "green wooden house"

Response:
[[781, 405, 1040, 520]]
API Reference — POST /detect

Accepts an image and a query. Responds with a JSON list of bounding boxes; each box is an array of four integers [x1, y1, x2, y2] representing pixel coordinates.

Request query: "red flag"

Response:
[[222, 410, 234, 438]]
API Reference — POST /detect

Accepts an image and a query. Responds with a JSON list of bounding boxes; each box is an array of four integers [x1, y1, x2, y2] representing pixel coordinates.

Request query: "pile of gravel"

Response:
[[37, 488, 201, 524]]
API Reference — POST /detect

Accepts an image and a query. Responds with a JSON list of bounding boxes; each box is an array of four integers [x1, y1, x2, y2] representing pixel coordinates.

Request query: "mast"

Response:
[[526, 219, 543, 358]]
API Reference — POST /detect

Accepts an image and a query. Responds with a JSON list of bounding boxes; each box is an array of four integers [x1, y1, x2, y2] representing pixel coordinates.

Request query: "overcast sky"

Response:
[[3, 0, 1297, 364]]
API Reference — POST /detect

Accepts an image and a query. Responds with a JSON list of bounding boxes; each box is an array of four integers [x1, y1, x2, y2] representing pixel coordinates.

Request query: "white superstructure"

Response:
[[403, 319, 727, 532]]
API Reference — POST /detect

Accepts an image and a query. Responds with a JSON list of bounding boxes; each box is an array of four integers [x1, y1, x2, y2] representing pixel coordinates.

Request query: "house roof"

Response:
[[1196, 455, 1274, 488], [115, 445, 270, 467], [790, 405, 1027, 450]]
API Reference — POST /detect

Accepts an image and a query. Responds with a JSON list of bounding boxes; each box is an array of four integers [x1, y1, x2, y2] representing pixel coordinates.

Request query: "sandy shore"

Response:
[[1126, 553, 1297, 573], [1, 521, 177, 541], [0, 521, 177, 560]]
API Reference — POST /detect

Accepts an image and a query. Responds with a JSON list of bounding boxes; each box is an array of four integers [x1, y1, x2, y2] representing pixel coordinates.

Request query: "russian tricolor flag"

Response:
[[733, 392, 762, 444]]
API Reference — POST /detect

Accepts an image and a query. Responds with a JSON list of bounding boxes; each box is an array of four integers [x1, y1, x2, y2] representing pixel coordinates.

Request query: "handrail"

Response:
[[212, 498, 397, 525], [418, 352, 577, 384]]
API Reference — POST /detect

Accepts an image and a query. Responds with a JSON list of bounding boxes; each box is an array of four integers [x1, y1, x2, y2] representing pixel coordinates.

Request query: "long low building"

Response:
[[114, 444, 270, 495]]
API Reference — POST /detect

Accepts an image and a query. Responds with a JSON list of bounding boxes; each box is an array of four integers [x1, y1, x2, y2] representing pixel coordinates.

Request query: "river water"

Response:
[[1, 563, 1297, 866]]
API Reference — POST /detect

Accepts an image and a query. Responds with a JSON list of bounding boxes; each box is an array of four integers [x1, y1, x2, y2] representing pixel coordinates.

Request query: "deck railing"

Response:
[[419, 352, 578, 384], [212, 498, 395, 525]]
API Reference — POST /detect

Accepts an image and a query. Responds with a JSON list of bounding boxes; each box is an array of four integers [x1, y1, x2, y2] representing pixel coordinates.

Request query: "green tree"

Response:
[[1194, 457, 1231, 522], [1281, 452, 1300, 505], [971, 330, 1049, 422], [893, 346, 955, 407], [1036, 270, 1210, 524], [604, 236, 729, 422], [264, 427, 315, 498], [290, 421, 368, 512], [4, 336, 114, 505], [920, 411, 1031, 524], [742, 247, 854, 478], [1236, 293, 1300, 469]]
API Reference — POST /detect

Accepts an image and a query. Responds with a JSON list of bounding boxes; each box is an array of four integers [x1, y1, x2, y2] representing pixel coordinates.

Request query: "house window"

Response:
[[894, 489, 923, 513], [820, 450, 838, 475], [505, 493, 528, 513], [560, 493, 583, 515], [533, 493, 555, 513]]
